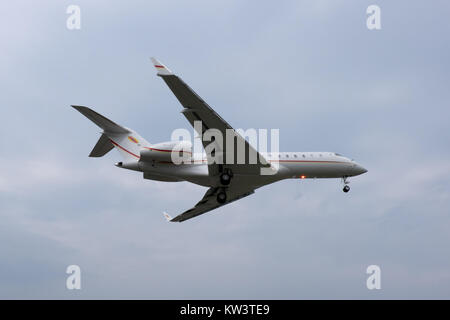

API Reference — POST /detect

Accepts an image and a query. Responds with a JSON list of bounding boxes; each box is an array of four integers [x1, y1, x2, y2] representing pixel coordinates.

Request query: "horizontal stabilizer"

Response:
[[89, 133, 114, 157], [72, 105, 130, 134]]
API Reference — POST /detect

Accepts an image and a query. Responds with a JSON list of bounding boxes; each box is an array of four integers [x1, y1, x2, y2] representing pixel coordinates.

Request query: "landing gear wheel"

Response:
[[220, 173, 231, 185], [343, 185, 350, 193], [217, 192, 227, 204]]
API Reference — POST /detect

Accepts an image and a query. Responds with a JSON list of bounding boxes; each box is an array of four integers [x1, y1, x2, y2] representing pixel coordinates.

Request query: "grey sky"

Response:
[[0, 0, 449, 299]]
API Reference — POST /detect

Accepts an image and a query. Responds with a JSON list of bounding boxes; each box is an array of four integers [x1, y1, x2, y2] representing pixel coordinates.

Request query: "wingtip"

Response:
[[163, 212, 174, 222], [71, 105, 89, 111], [150, 57, 173, 76]]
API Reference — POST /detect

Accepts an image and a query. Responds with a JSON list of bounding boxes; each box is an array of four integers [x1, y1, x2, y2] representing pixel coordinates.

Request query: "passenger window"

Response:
[[302, 154, 305, 158], [294, 154, 297, 158], [286, 154, 289, 158]]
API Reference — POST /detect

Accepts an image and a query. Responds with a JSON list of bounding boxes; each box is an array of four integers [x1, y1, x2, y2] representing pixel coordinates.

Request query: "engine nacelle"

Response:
[[140, 140, 192, 163]]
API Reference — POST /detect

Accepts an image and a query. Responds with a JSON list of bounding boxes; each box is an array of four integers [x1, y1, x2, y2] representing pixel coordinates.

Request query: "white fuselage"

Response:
[[117, 149, 367, 190]]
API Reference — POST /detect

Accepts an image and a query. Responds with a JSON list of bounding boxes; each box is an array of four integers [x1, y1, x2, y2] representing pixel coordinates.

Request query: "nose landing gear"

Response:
[[342, 176, 350, 193]]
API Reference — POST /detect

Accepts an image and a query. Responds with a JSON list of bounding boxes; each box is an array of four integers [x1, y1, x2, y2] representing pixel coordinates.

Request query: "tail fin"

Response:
[[72, 105, 150, 160]]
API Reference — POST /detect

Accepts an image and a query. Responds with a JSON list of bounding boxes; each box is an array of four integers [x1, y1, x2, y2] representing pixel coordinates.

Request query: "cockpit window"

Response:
[[334, 153, 342, 156]]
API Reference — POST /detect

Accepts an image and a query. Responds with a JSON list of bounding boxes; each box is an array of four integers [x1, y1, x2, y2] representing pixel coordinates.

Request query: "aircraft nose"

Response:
[[352, 163, 368, 175]]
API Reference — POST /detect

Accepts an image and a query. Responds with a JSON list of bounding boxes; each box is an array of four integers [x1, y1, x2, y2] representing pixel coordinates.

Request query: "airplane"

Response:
[[72, 58, 367, 222]]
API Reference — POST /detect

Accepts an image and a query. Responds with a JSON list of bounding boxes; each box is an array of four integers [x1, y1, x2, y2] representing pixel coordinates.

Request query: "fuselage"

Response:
[[117, 149, 367, 190]]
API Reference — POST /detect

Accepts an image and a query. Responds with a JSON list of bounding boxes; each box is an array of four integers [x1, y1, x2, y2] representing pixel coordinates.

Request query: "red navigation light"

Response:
[[300, 175, 306, 179]]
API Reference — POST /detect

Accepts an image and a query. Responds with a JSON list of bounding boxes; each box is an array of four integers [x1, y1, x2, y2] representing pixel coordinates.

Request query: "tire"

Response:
[[217, 192, 227, 203], [343, 185, 350, 193], [220, 173, 231, 185]]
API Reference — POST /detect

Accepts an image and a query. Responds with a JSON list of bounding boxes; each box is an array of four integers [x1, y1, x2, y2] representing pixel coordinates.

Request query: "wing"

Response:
[[165, 186, 255, 222], [150, 58, 269, 177]]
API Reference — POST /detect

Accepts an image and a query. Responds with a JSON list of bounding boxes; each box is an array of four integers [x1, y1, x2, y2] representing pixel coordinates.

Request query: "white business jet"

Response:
[[72, 58, 367, 222]]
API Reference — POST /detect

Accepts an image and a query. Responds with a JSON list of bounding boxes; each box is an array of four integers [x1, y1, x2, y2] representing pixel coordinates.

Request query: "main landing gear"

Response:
[[220, 169, 233, 186], [342, 176, 350, 193], [216, 169, 233, 204], [217, 169, 233, 203], [216, 191, 227, 203]]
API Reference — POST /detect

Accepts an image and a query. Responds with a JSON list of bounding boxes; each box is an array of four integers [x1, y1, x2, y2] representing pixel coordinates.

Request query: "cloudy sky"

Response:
[[1, 0, 449, 299]]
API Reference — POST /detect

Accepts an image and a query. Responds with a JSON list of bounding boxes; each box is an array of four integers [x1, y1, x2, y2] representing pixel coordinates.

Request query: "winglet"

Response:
[[150, 57, 173, 76], [163, 212, 174, 222]]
